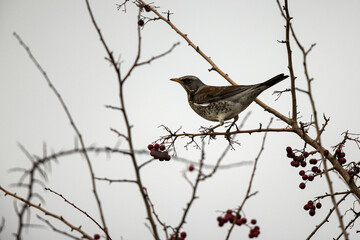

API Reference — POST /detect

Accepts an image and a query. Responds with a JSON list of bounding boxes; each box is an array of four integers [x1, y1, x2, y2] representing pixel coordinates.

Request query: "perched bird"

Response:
[[170, 74, 288, 127]]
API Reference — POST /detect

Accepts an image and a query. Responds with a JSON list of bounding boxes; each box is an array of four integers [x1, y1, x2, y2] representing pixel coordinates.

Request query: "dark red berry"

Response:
[[287, 152, 295, 158], [299, 170, 305, 176], [226, 209, 232, 215], [303, 204, 310, 211], [154, 143, 160, 149], [296, 155, 305, 162], [188, 165, 194, 171], [147, 144, 154, 150], [309, 209, 316, 216], [308, 200, 313, 205], [241, 218, 247, 224], [164, 154, 171, 161], [338, 157, 346, 164], [286, 146, 292, 154], [316, 169, 322, 174], [312, 166, 318, 172], [301, 161, 307, 167], [324, 149, 329, 156], [303, 152, 309, 158], [308, 175, 314, 181], [335, 148, 341, 156], [291, 160, 300, 167], [159, 144, 165, 151], [302, 174, 308, 180], [235, 218, 242, 225], [144, 5, 151, 12], [180, 232, 187, 238], [316, 202, 322, 209], [217, 216, 223, 222], [94, 234, 100, 240], [251, 219, 257, 225], [309, 159, 317, 164], [218, 221, 225, 227], [299, 182, 306, 189], [138, 19, 144, 26]]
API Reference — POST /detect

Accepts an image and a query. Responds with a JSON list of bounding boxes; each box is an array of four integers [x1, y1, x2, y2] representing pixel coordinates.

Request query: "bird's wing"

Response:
[[192, 85, 255, 104]]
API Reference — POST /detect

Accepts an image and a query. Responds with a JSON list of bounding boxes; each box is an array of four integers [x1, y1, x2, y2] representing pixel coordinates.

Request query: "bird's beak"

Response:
[[170, 78, 181, 83]]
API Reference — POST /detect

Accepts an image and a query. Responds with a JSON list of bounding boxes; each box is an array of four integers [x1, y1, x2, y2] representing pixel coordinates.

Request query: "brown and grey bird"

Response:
[[170, 74, 288, 126]]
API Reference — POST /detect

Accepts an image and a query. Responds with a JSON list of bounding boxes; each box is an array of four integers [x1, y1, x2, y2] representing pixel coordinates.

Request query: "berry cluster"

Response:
[[216, 210, 260, 238], [303, 200, 322, 216], [170, 231, 187, 240], [334, 148, 347, 165], [148, 144, 171, 161], [286, 146, 322, 189]]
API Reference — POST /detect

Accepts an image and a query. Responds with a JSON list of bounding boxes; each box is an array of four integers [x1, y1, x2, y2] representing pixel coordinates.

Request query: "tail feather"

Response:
[[260, 73, 289, 88]]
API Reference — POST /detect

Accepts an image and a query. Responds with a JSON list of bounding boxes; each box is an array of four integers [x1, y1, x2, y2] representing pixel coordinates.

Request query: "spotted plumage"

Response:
[[170, 74, 288, 125]]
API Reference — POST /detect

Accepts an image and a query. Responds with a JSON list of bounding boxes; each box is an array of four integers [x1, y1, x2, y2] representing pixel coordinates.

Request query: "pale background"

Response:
[[1, 0, 360, 239]]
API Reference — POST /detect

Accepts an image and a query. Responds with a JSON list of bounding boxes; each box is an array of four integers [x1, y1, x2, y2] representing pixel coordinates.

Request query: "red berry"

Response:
[[291, 160, 300, 167], [160, 144, 166, 151], [251, 219, 257, 225], [338, 157, 346, 164], [154, 143, 160, 149], [309, 209, 316, 216], [180, 232, 187, 238], [316, 202, 322, 209], [324, 149, 329, 156], [336, 148, 341, 156], [218, 221, 225, 227], [309, 159, 318, 164], [94, 234, 100, 239], [164, 154, 171, 161], [302, 174, 308, 180], [339, 152, 345, 158], [287, 152, 295, 158], [241, 218, 247, 224], [286, 146, 292, 154], [235, 218, 242, 225], [226, 209, 232, 215], [296, 155, 304, 162], [217, 216, 223, 222], [303, 152, 309, 158], [299, 170, 305, 176], [147, 144, 154, 150], [299, 182, 306, 189], [138, 19, 144, 26], [303, 204, 310, 211], [301, 161, 307, 167], [308, 175, 314, 181], [307, 200, 313, 205], [188, 165, 194, 171], [312, 166, 318, 172]]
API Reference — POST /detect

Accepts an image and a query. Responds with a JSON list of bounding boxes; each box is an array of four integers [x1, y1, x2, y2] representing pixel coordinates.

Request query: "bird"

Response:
[[170, 73, 289, 129]]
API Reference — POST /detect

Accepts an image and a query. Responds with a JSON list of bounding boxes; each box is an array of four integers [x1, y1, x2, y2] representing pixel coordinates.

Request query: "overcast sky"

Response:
[[1, 0, 360, 239]]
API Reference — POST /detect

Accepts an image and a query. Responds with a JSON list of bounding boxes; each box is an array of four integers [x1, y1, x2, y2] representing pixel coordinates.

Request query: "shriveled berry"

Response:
[[316, 202, 322, 209], [299, 170, 305, 176], [309, 159, 318, 165], [299, 182, 306, 189], [251, 219, 257, 225], [138, 19, 144, 26], [144, 5, 151, 12], [94, 234, 100, 240], [164, 154, 171, 161], [180, 232, 187, 238], [147, 144, 154, 150], [188, 165, 194, 171]]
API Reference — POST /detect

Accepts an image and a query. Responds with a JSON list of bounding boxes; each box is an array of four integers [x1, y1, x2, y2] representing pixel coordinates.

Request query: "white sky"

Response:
[[1, 0, 360, 239]]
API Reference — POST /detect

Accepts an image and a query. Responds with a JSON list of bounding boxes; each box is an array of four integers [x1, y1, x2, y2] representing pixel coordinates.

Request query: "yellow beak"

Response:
[[170, 78, 181, 83]]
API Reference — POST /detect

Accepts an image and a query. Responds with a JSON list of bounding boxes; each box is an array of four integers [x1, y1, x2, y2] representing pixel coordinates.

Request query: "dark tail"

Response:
[[259, 73, 289, 88]]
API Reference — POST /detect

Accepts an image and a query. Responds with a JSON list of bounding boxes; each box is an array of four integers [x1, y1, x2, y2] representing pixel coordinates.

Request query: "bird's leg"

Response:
[[226, 116, 239, 134]]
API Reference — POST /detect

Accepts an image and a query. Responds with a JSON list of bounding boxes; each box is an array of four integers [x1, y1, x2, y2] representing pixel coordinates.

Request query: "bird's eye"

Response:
[[183, 79, 191, 84]]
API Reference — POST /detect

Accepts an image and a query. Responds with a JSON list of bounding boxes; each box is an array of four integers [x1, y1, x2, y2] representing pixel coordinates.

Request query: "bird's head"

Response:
[[170, 76, 205, 94]]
